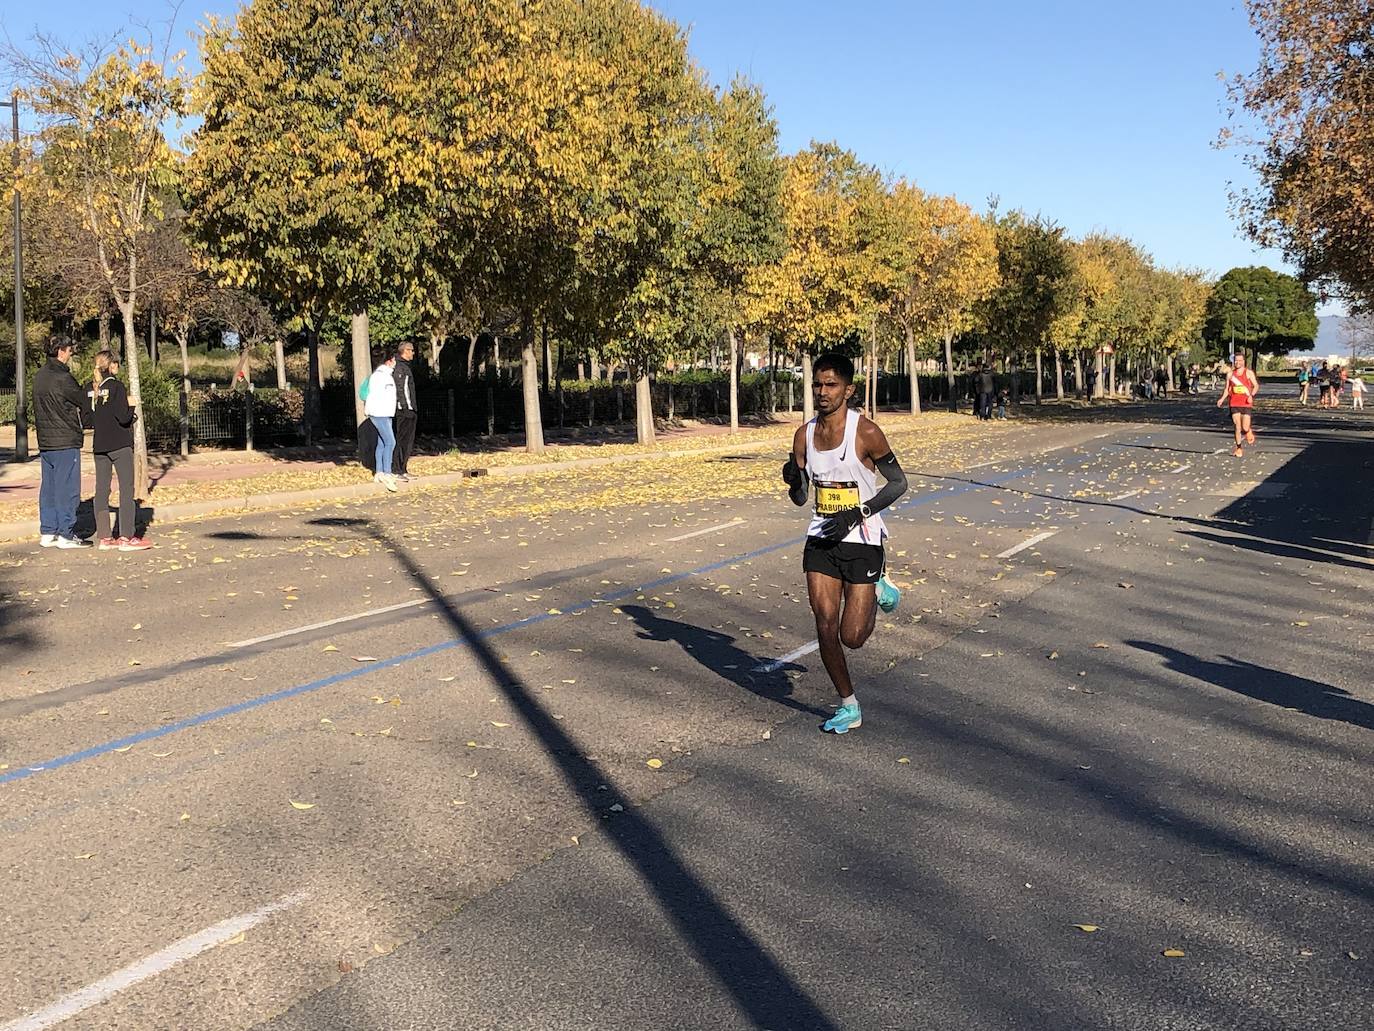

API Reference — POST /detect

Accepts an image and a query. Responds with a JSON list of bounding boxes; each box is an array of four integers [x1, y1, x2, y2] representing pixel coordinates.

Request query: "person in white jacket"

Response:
[[364, 355, 400, 491]]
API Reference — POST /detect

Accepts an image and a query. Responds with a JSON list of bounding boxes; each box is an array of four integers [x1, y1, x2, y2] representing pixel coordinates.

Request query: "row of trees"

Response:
[[4, 0, 1221, 493]]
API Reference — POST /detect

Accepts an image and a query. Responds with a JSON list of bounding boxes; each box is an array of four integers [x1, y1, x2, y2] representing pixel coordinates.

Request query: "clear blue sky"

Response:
[[4, 0, 1338, 313]]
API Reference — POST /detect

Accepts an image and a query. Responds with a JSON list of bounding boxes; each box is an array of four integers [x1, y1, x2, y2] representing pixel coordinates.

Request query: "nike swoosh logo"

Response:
[[866, 570, 879, 577]]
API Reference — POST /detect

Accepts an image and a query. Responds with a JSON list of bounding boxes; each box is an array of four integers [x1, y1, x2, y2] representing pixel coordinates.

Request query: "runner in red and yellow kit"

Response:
[[1217, 353, 1259, 457]]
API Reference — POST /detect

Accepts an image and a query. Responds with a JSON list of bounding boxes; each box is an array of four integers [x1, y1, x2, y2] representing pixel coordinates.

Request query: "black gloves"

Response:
[[782, 457, 803, 487], [820, 506, 864, 541]]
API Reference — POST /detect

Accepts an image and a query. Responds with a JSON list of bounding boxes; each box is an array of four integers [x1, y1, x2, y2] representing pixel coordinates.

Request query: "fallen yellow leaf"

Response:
[[322, 644, 339, 652], [1162, 948, 1185, 958], [896, 757, 911, 764], [646, 758, 663, 769], [289, 800, 316, 811], [221, 932, 246, 946], [1074, 924, 1099, 933]]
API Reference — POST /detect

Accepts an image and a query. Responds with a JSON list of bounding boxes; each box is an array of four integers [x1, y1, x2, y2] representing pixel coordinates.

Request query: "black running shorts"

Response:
[[803, 537, 884, 585]]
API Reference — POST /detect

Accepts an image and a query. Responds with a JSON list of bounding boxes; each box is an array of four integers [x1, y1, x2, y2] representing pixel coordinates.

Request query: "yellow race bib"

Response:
[[815, 480, 860, 516]]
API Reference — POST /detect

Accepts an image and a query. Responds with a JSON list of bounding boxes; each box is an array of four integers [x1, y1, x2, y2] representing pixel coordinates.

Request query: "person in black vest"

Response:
[[391, 341, 418, 481], [32, 335, 91, 549], [89, 349, 151, 551]]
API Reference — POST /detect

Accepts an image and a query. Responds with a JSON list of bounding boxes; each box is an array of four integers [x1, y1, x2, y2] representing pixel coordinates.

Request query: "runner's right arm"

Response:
[[782, 426, 809, 507]]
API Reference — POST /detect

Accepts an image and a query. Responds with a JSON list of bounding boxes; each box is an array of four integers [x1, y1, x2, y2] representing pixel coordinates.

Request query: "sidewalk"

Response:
[[0, 415, 813, 542]]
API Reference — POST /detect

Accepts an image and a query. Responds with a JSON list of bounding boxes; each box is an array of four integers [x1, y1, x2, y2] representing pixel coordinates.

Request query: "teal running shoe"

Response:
[[822, 703, 863, 734], [876, 574, 901, 614]]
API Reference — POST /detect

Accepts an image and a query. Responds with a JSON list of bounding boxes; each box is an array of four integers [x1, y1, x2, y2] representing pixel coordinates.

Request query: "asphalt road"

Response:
[[1, 399, 1370, 1031]]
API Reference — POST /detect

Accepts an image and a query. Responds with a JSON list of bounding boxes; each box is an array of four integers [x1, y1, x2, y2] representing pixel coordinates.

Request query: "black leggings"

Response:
[[94, 447, 136, 539]]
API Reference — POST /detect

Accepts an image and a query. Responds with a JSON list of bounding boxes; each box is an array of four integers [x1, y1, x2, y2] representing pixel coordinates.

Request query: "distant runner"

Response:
[[1217, 353, 1259, 457], [782, 353, 909, 734]]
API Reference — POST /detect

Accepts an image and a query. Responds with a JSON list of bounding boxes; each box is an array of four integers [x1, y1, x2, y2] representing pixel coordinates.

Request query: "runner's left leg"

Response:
[[839, 580, 878, 651], [1243, 412, 1255, 445], [808, 571, 852, 700]]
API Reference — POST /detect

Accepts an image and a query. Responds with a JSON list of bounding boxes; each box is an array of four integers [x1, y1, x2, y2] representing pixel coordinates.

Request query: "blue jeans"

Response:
[[39, 447, 81, 538], [372, 416, 395, 477]]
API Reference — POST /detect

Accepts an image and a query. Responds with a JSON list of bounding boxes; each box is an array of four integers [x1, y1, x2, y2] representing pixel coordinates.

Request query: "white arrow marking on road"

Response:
[[1, 892, 310, 1031], [665, 518, 746, 542], [1109, 489, 1141, 501], [1171, 463, 1193, 473], [997, 531, 1058, 559], [753, 641, 819, 674], [229, 599, 432, 648]]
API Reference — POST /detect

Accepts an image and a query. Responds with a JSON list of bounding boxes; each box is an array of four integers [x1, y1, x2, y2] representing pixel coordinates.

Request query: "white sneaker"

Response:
[[55, 536, 92, 550], [40, 534, 58, 548], [382, 475, 398, 493]]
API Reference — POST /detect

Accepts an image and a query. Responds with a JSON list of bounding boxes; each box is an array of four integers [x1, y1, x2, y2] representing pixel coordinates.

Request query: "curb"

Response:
[[0, 436, 785, 545]]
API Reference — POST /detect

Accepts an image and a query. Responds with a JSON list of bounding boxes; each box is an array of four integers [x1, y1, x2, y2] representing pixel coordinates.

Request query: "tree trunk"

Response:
[[727, 325, 740, 431], [1034, 347, 1043, 404], [1166, 356, 1176, 393], [943, 331, 957, 412], [1074, 352, 1084, 397], [1093, 349, 1104, 399], [305, 323, 321, 445], [350, 310, 371, 426], [1054, 349, 1064, 400], [149, 306, 158, 366], [802, 350, 814, 423], [119, 299, 149, 499], [429, 332, 444, 372], [98, 311, 110, 348], [466, 333, 477, 380], [904, 327, 921, 415], [520, 310, 544, 454], [541, 320, 551, 397], [232, 341, 253, 387], [177, 329, 192, 458], [634, 370, 655, 446], [274, 337, 287, 390], [1109, 353, 1118, 396]]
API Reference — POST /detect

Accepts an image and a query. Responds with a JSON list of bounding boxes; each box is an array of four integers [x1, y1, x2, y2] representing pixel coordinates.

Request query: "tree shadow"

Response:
[[619, 604, 828, 718], [1128, 640, 1374, 733], [305, 515, 839, 1031]]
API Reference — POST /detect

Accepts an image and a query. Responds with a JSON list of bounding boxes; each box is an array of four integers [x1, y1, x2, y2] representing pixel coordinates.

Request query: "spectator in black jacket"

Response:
[[90, 349, 151, 551], [391, 341, 418, 481], [32, 336, 91, 549]]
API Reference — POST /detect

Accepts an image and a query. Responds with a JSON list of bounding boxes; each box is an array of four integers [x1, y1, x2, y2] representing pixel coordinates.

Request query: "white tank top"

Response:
[[805, 408, 885, 545]]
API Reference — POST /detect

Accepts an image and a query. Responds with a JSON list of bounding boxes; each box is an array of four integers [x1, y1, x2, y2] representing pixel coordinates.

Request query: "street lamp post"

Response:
[[1, 92, 25, 462]]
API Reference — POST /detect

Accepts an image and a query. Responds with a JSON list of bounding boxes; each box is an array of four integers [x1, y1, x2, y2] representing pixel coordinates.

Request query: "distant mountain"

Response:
[[1314, 315, 1348, 357], [1288, 316, 1349, 360]]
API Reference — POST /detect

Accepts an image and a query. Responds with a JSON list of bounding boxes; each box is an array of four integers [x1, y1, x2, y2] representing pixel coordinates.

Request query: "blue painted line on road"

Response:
[[0, 464, 1034, 788]]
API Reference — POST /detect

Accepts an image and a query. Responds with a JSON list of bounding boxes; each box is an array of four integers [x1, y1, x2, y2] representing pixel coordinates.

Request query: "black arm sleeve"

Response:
[[866, 452, 908, 515], [782, 456, 810, 507]]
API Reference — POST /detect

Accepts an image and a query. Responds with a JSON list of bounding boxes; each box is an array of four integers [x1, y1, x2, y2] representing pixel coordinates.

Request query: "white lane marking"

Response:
[[1110, 489, 1141, 501], [964, 460, 997, 470], [229, 599, 431, 648], [997, 531, 1058, 559], [2, 892, 309, 1031], [753, 641, 819, 674], [1211, 447, 1227, 455], [1172, 463, 1193, 474], [665, 519, 745, 543]]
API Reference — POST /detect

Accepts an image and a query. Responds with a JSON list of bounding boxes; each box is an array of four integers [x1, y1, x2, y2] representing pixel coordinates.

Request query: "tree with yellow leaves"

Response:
[[882, 186, 998, 413], [15, 33, 189, 495], [745, 142, 879, 421]]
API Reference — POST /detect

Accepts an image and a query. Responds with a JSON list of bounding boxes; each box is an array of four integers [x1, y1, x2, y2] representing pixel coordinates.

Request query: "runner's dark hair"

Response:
[[813, 353, 854, 383]]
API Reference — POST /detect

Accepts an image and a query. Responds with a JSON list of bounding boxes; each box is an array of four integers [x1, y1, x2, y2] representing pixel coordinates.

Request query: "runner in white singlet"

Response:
[[781, 353, 910, 734]]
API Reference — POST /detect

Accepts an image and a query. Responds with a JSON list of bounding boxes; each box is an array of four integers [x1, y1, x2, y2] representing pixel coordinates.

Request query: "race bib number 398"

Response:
[[815, 480, 860, 515]]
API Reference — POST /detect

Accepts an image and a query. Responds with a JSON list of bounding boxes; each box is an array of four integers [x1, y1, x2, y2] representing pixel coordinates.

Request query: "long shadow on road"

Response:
[[620, 604, 829, 718], [1128, 640, 1374, 734], [309, 516, 838, 1031]]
